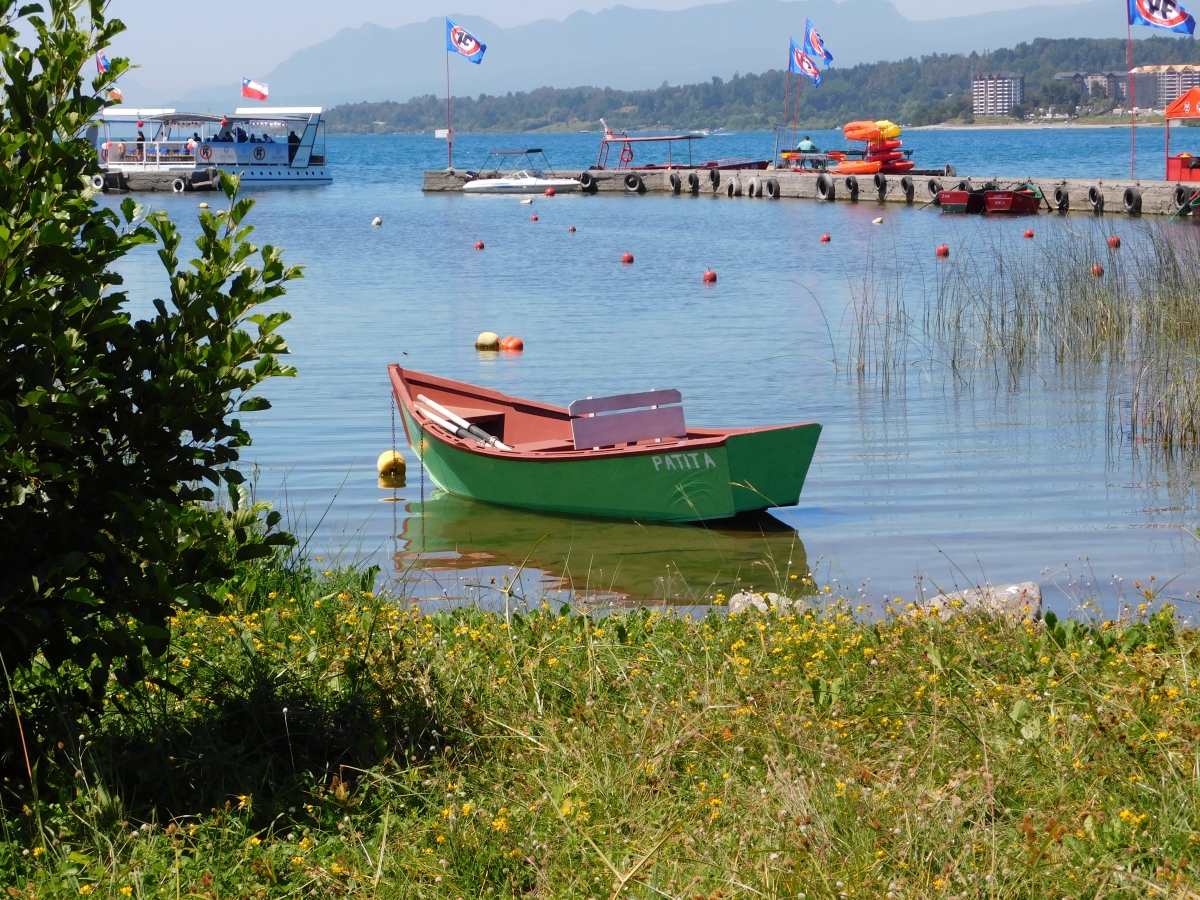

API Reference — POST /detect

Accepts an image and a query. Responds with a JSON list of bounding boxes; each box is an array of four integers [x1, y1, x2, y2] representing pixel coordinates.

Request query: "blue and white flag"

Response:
[[1129, 0, 1195, 33], [789, 39, 822, 87], [803, 19, 833, 66], [446, 18, 487, 63]]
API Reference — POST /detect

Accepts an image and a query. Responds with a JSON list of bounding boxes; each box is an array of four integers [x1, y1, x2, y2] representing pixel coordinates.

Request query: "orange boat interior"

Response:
[[390, 366, 728, 457]]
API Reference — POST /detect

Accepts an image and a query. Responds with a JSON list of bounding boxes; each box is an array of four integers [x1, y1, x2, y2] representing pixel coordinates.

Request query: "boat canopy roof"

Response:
[[601, 132, 705, 142], [233, 106, 322, 117], [488, 148, 544, 155]]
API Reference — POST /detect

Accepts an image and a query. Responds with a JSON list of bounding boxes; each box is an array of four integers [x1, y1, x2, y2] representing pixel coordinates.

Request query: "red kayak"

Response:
[[879, 160, 915, 174]]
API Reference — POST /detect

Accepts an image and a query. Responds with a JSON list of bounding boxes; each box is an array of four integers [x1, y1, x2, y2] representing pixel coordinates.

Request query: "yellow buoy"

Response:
[[476, 331, 500, 350], [377, 450, 405, 478]]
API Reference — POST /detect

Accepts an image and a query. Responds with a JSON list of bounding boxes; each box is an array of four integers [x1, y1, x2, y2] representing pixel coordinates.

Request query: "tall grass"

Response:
[[845, 220, 1200, 455], [1, 554, 1196, 899]]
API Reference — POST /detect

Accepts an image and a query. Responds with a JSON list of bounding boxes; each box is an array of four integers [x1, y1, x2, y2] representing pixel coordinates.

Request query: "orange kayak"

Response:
[[843, 120, 880, 142], [866, 150, 904, 163], [879, 160, 915, 174], [835, 160, 883, 175]]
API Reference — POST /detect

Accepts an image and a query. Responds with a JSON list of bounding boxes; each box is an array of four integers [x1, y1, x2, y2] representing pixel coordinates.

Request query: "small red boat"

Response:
[[983, 182, 1045, 215], [937, 189, 985, 214]]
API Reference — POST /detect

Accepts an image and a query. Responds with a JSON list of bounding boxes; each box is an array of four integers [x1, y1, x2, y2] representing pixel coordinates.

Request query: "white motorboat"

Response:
[[462, 149, 580, 194], [88, 107, 332, 191]]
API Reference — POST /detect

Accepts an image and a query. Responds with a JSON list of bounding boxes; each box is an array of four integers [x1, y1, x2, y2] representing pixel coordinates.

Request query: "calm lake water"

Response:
[[110, 127, 1200, 615]]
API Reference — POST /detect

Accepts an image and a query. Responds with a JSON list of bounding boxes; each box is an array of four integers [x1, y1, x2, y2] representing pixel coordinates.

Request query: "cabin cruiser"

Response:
[[462, 149, 581, 193], [87, 107, 331, 191]]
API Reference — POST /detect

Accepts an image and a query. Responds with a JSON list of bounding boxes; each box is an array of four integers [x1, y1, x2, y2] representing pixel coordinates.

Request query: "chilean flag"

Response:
[[789, 39, 822, 87], [1129, 0, 1195, 33], [446, 18, 486, 63], [241, 77, 269, 101]]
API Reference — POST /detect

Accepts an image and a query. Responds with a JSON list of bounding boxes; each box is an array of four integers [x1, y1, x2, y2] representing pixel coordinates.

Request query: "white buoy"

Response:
[[371, 216, 383, 227], [475, 331, 500, 350], [520, 198, 533, 206], [872, 217, 884, 225], [198, 202, 209, 209]]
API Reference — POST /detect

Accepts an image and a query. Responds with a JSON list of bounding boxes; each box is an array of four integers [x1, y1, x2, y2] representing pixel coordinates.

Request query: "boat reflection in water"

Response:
[[394, 491, 814, 609]]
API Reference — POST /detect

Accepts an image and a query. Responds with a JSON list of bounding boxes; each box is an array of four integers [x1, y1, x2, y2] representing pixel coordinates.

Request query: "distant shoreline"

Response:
[[911, 121, 1166, 131]]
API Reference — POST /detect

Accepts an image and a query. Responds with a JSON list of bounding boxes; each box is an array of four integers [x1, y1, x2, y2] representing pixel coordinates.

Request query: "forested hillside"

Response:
[[325, 36, 1200, 133]]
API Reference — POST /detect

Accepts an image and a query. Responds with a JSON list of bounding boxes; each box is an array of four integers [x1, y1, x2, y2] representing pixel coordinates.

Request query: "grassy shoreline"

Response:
[[1, 558, 1194, 898]]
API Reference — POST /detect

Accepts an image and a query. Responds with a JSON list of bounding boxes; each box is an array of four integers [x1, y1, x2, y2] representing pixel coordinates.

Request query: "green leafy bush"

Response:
[[0, 0, 299, 686]]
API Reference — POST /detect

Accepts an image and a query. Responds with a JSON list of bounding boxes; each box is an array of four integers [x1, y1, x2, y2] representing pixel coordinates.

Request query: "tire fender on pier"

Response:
[[578, 171, 597, 192], [1122, 186, 1142, 215], [816, 173, 835, 202], [765, 178, 780, 199], [1175, 185, 1193, 209], [91, 173, 105, 191], [730, 176, 742, 197], [1054, 186, 1070, 212], [954, 179, 969, 193], [171, 178, 187, 193], [709, 168, 721, 191], [927, 179, 943, 203], [624, 172, 645, 193], [687, 171, 701, 194], [747, 177, 760, 197], [899, 175, 915, 204], [844, 175, 859, 201], [1087, 185, 1104, 214], [669, 172, 682, 194], [874, 173, 888, 198]]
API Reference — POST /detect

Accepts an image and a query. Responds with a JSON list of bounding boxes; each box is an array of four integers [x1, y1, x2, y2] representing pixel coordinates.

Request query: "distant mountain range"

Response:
[[163, 0, 1165, 110]]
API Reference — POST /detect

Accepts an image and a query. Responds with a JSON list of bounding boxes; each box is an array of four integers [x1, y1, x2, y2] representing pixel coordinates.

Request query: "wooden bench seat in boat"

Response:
[[568, 389, 686, 450]]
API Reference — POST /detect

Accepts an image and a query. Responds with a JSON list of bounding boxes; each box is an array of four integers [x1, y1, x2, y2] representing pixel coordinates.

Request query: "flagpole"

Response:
[[1127, 17, 1136, 179], [781, 65, 791, 152], [792, 73, 802, 152], [445, 50, 453, 168]]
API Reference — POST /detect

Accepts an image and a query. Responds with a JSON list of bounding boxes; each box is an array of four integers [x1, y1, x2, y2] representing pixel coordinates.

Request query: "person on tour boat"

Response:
[[287, 130, 300, 162], [135, 129, 145, 160], [235, 126, 248, 143]]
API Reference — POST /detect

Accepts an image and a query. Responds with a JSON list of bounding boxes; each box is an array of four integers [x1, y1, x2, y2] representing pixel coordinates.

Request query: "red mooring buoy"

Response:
[[1024, 229, 1035, 239], [819, 234, 831, 243], [936, 245, 950, 258], [475, 241, 485, 250], [545, 187, 555, 197], [500, 335, 524, 351], [530, 215, 539, 222], [1092, 264, 1105, 278], [621, 252, 634, 264], [703, 270, 717, 283], [1108, 235, 1122, 249]]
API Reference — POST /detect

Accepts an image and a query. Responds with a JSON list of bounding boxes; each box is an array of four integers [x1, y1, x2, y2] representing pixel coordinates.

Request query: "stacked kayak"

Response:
[[836, 120, 915, 176]]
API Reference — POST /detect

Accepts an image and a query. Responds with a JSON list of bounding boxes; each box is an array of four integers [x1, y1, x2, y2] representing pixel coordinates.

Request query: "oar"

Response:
[[418, 406, 482, 444], [417, 394, 513, 450]]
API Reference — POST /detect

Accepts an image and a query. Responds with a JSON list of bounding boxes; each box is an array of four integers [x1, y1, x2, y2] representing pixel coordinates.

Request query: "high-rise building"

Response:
[[973, 72, 1025, 116]]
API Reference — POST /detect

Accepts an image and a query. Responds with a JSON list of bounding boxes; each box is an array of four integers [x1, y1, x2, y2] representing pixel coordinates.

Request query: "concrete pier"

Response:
[[422, 167, 1197, 217]]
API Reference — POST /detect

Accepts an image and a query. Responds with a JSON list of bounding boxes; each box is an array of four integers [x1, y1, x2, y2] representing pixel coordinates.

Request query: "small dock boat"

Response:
[[88, 107, 331, 192], [983, 182, 1045, 215], [937, 187, 986, 214], [462, 149, 581, 193], [389, 366, 821, 522]]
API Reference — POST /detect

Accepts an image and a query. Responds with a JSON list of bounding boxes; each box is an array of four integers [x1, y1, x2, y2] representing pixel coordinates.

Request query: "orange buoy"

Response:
[[1091, 264, 1105, 278], [545, 187, 555, 197], [1108, 235, 1121, 249], [703, 270, 717, 283], [530, 215, 538, 222], [936, 245, 950, 258], [819, 234, 831, 243], [500, 335, 524, 351], [568, 225, 576, 232], [475, 240, 485, 250], [621, 252, 634, 264], [1023, 229, 1034, 239]]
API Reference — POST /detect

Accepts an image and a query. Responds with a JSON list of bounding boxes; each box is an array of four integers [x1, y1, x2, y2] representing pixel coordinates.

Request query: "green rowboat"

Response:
[[390, 366, 821, 523]]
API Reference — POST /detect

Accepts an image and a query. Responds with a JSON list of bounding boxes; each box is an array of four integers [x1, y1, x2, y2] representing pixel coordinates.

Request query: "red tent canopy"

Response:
[[1167, 87, 1200, 120]]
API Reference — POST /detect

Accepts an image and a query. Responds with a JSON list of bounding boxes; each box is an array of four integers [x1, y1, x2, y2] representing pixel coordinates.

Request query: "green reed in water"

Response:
[[844, 220, 1200, 454]]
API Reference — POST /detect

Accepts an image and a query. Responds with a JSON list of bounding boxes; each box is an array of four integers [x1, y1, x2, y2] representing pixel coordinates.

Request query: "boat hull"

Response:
[[391, 367, 821, 523], [463, 178, 581, 193], [938, 189, 985, 214], [984, 190, 1041, 214]]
